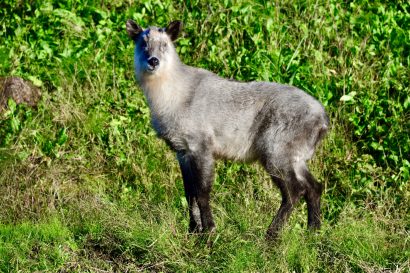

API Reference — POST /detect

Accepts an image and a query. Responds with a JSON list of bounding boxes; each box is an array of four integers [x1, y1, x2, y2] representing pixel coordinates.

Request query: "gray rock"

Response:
[[0, 76, 41, 111]]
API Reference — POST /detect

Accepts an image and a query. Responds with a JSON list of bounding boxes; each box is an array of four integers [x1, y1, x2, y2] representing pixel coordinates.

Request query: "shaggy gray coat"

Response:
[[126, 20, 329, 239]]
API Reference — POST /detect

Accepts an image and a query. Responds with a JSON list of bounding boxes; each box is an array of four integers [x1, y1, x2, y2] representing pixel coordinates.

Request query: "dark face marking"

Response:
[[126, 20, 182, 74], [134, 28, 171, 73]]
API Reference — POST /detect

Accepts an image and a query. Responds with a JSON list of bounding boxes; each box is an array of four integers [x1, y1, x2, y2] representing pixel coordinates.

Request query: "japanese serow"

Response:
[[126, 20, 329, 239]]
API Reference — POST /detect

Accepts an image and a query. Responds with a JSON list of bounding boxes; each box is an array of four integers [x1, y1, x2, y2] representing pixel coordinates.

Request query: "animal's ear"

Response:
[[165, 21, 183, 41], [126, 20, 143, 40]]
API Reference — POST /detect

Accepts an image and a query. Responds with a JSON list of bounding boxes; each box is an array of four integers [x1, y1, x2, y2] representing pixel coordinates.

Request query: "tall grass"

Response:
[[0, 0, 409, 272]]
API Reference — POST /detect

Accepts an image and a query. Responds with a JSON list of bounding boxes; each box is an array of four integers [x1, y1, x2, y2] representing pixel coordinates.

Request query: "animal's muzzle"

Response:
[[147, 57, 160, 70]]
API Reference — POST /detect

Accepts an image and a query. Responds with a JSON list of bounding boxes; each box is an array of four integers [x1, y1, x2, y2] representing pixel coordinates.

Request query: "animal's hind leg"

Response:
[[262, 157, 306, 239], [301, 168, 323, 229]]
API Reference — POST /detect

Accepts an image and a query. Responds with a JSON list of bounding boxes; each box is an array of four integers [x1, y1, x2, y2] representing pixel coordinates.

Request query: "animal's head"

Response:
[[126, 20, 182, 80]]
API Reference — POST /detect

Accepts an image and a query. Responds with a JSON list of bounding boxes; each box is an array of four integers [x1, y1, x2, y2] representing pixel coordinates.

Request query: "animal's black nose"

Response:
[[148, 57, 159, 67]]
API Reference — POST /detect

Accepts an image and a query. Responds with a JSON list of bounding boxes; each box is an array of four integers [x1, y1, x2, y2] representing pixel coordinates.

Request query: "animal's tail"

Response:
[[314, 114, 329, 148]]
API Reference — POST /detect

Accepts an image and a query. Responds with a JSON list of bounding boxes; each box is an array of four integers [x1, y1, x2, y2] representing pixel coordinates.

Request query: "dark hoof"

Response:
[[308, 220, 321, 230], [202, 224, 216, 233], [189, 221, 203, 233], [203, 226, 217, 248], [265, 229, 280, 241]]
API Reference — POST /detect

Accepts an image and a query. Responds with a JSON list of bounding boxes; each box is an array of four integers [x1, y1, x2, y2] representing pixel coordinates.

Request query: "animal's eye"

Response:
[[160, 43, 167, 51], [141, 42, 148, 52]]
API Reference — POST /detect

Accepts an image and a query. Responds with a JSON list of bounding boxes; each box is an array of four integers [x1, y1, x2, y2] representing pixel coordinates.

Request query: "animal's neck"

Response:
[[140, 63, 189, 117]]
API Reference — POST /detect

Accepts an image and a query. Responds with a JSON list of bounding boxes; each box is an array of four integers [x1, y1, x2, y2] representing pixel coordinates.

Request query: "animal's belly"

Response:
[[212, 133, 256, 162]]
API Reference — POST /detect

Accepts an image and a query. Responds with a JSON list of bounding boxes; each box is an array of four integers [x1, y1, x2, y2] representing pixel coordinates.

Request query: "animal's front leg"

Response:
[[180, 169, 203, 232], [177, 151, 215, 233]]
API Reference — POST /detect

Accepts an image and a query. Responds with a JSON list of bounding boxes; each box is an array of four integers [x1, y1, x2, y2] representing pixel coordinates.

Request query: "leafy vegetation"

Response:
[[0, 0, 409, 272]]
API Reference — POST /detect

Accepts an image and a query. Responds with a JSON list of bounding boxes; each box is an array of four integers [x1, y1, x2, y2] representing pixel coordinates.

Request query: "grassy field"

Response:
[[0, 0, 409, 272]]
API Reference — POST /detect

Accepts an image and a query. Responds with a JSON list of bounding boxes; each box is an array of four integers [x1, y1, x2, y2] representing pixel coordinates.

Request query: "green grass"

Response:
[[0, 0, 409, 272], [0, 218, 75, 272]]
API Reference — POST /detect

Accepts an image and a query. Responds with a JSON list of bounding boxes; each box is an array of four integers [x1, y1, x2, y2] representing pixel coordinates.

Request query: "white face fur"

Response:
[[133, 28, 174, 80], [126, 21, 187, 114], [126, 20, 182, 81]]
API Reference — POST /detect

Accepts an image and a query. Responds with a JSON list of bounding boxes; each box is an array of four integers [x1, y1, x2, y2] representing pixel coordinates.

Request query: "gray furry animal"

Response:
[[126, 20, 329, 239]]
